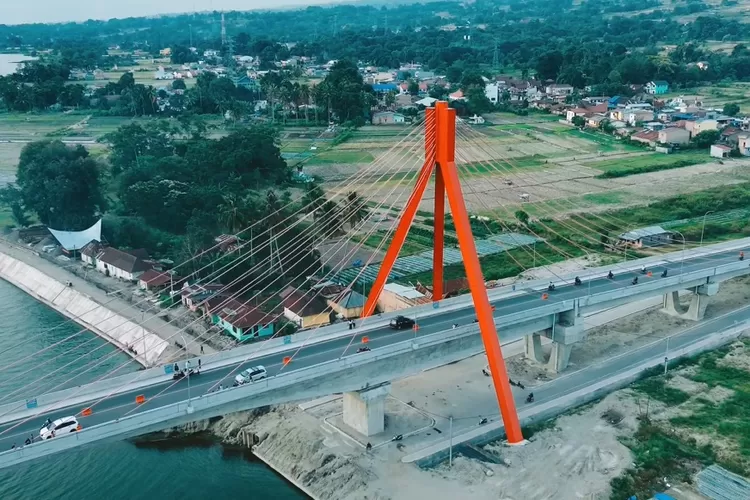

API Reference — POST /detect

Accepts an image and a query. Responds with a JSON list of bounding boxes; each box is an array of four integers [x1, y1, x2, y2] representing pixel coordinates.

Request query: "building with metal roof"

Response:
[[618, 226, 673, 248]]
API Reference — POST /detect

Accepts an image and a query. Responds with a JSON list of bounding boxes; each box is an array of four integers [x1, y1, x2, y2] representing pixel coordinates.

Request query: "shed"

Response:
[[618, 226, 673, 248], [710, 144, 732, 159], [327, 289, 366, 319], [139, 269, 177, 291]]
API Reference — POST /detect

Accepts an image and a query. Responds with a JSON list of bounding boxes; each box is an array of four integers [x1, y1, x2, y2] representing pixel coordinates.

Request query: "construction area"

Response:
[[159, 273, 750, 500]]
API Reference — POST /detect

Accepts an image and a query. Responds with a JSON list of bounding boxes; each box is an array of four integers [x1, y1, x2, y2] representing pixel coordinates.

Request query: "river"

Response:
[[0, 279, 305, 499], [0, 54, 36, 77]]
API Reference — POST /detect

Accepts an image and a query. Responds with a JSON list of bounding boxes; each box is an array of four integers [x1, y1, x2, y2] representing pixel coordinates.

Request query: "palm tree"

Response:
[[260, 73, 282, 123], [343, 191, 368, 230], [300, 183, 326, 219], [299, 83, 311, 123]]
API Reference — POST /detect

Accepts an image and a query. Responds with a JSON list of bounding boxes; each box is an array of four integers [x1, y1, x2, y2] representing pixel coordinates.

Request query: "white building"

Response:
[[485, 83, 501, 104], [94, 248, 151, 282]]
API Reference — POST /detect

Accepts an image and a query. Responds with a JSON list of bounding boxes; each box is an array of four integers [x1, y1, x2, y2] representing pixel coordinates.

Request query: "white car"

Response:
[[40, 416, 80, 440], [234, 365, 267, 386]]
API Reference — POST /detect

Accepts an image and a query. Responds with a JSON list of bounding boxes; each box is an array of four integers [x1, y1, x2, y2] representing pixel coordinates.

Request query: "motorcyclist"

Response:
[[632, 277, 639, 285], [548, 282, 555, 291], [661, 269, 668, 278], [741, 251, 745, 261], [640, 265, 646, 274], [574, 276, 581, 286], [526, 393, 534, 403], [607, 271, 614, 279]]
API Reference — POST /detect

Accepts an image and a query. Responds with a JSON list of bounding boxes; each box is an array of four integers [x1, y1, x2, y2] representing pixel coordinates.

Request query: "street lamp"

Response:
[[672, 230, 686, 276], [180, 334, 193, 413], [700, 211, 714, 248]]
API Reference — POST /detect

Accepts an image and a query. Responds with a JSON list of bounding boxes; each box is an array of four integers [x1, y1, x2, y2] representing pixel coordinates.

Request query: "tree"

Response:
[[343, 191, 368, 230], [321, 60, 367, 124], [465, 86, 493, 114], [692, 129, 721, 148], [102, 122, 175, 174], [0, 185, 30, 227], [172, 79, 187, 91], [571, 116, 586, 128], [723, 103, 741, 116], [14, 141, 105, 230], [407, 80, 420, 95], [514, 210, 530, 226]]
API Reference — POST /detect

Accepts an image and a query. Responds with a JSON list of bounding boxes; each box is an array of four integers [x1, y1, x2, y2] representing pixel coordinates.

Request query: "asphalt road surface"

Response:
[[0, 244, 746, 451]]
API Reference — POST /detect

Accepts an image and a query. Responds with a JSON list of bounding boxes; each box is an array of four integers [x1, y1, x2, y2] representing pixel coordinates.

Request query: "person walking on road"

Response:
[[200, 345, 204, 355]]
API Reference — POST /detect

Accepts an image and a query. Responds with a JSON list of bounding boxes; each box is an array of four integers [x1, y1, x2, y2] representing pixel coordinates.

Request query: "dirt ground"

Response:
[[166, 275, 750, 500]]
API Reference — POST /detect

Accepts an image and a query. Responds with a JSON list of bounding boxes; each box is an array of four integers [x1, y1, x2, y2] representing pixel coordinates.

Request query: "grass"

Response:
[[306, 150, 374, 165], [594, 152, 708, 179], [611, 341, 750, 499]]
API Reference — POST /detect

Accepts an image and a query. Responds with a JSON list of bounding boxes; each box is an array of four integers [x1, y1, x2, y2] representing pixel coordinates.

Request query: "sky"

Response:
[[0, 0, 341, 25]]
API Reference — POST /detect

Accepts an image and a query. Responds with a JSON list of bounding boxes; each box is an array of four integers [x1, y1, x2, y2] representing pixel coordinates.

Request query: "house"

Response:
[[545, 84, 574, 97], [372, 111, 406, 125], [710, 144, 732, 159], [645, 81, 669, 95], [485, 82, 501, 103], [231, 74, 259, 91], [630, 130, 659, 147], [139, 269, 177, 291], [212, 300, 275, 342], [372, 83, 399, 94], [658, 127, 690, 146], [416, 278, 469, 300], [566, 108, 590, 123], [618, 226, 673, 248], [377, 283, 430, 313], [587, 115, 608, 128], [686, 119, 718, 137], [627, 109, 655, 126], [181, 282, 225, 312], [721, 127, 743, 146], [214, 234, 241, 253], [281, 289, 330, 329], [80, 241, 103, 266], [448, 89, 465, 101], [739, 135, 750, 157], [327, 289, 366, 319], [415, 96, 438, 107], [95, 247, 151, 281]]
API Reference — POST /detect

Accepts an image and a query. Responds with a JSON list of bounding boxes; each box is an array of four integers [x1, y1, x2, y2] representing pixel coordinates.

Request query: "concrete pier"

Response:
[[662, 283, 719, 321], [343, 383, 391, 436], [525, 308, 585, 372]]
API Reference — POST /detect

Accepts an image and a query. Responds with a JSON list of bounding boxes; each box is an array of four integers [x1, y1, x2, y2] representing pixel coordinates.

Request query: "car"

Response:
[[389, 315, 415, 330], [40, 416, 80, 440], [234, 365, 267, 386]]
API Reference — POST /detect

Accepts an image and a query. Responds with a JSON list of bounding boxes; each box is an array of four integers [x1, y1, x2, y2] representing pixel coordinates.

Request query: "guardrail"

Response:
[[2, 241, 748, 427]]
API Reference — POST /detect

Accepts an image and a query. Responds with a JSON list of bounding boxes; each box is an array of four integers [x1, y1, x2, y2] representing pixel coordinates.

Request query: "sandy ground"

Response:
[[161, 275, 750, 500]]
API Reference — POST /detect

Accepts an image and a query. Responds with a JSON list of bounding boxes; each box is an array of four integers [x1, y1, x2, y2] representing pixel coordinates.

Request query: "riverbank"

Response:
[[0, 244, 170, 366]]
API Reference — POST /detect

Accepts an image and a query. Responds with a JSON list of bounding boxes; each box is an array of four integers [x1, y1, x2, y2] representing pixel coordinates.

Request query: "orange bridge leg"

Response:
[[362, 102, 523, 444]]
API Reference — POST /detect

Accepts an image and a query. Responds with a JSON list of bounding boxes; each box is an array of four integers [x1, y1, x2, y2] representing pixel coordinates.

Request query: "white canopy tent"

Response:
[[49, 219, 102, 252]]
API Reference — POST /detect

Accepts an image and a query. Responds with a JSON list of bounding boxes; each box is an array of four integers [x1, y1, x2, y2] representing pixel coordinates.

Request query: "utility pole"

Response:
[[189, 24, 193, 48], [333, 14, 338, 37], [221, 12, 227, 46], [492, 40, 500, 70], [384, 13, 388, 35]]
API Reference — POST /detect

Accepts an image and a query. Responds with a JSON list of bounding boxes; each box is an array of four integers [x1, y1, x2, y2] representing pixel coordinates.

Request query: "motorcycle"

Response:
[[547, 283, 556, 292], [574, 277, 582, 286], [525, 393, 534, 404], [607, 271, 614, 280], [357, 346, 371, 353], [640, 267, 647, 275], [632, 277, 639, 285], [661, 269, 668, 278]]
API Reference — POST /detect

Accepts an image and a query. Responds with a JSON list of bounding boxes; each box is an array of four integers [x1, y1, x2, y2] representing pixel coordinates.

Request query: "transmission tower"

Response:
[[492, 39, 500, 70], [221, 12, 227, 46]]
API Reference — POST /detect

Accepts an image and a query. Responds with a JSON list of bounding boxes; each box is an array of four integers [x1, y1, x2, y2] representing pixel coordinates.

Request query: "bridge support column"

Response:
[[661, 283, 719, 321], [343, 383, 391, 436], [524, 333, 544, 363]]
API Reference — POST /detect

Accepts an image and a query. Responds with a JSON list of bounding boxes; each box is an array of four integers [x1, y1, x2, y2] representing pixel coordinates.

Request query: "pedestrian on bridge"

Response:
[[200, 345, 204, 355]]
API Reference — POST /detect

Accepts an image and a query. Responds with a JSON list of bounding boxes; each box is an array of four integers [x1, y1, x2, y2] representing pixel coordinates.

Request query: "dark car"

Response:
[[389, 315, 415, 330]]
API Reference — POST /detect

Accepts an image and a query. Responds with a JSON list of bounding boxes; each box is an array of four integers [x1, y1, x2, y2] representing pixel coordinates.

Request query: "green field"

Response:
[[305, 150, 375, 165], [592, 152, 708, 177]]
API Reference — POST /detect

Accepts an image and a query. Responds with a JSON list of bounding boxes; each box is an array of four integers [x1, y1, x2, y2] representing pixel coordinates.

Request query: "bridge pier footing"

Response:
[[661, 283, 719, 321], [525, 308, 585, 373], [343, 382, 391, 436]]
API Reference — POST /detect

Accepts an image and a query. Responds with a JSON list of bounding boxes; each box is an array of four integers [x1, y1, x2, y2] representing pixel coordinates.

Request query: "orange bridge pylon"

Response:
[[361, 101, 523, 444]]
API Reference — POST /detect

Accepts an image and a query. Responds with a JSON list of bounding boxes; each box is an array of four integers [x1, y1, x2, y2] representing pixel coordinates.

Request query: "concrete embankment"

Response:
[[0, 250, 168, 366]]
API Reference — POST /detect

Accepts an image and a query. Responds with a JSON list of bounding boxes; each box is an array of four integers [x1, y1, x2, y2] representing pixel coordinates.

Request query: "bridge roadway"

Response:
[[0, 242, 747, 456]]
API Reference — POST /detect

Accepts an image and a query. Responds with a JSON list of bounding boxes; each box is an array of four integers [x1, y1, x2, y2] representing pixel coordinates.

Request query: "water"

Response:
[[0, 280, 305, 500], [0, 54, 36, 77]]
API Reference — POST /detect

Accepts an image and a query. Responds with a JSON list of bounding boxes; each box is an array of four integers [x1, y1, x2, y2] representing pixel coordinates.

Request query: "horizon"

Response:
[[0, 0, 343, 26]]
